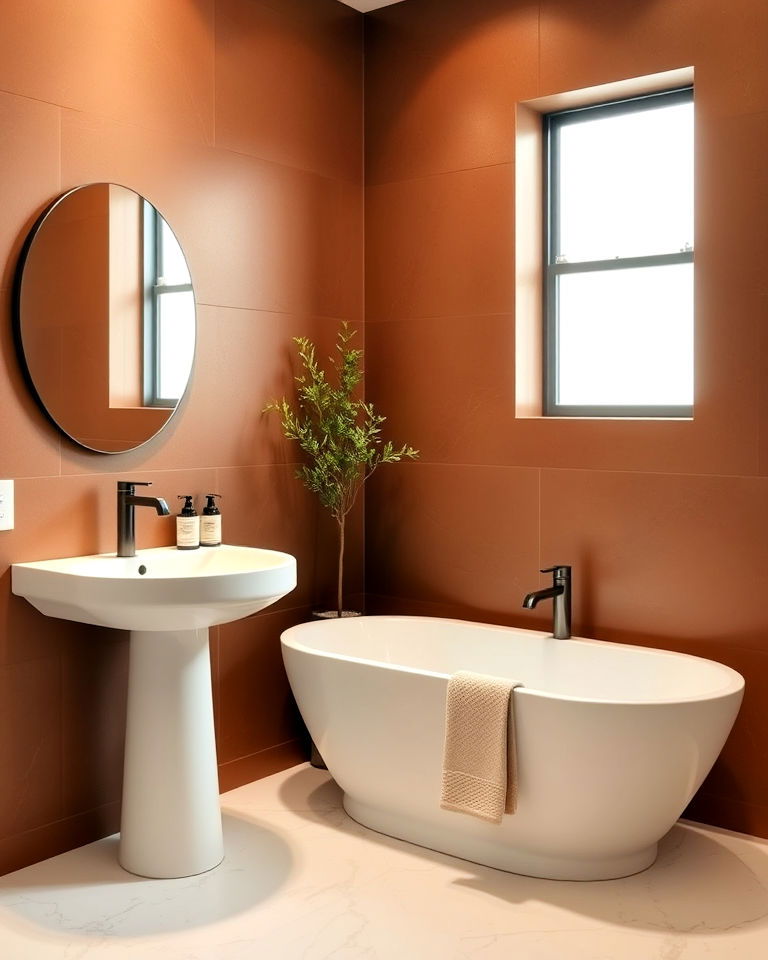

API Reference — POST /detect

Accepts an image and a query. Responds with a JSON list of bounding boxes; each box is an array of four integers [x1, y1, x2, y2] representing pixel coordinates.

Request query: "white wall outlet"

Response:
[[0, 479, 15, 531]]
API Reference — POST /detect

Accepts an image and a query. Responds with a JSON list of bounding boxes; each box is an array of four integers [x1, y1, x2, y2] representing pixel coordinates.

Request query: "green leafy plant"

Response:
[[265, 323, 418, 617]]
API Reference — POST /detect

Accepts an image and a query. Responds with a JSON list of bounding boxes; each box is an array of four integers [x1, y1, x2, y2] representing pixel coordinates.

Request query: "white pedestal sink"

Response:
[[12, 545, 296, 879]]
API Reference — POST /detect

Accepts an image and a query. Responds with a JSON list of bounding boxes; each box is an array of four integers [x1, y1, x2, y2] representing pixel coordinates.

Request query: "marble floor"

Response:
[[1, 765, 767, 959]]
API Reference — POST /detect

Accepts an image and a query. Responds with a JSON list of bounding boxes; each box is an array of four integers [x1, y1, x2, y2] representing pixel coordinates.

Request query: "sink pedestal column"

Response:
[[119, 628, 223, 879]]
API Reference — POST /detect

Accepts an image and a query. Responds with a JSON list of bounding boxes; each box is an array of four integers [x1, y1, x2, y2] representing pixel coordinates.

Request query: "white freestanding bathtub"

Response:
[[281, 616, 744, 881]]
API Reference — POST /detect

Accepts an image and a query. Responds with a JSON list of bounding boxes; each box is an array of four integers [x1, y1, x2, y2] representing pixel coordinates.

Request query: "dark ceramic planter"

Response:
[[311, 610, 363, 620], [308, 609, 362, 769]]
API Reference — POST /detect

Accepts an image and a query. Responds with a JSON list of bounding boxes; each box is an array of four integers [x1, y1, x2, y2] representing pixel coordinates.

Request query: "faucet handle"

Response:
[[541, 565, 571, 578], [117, 480, 152, 493]]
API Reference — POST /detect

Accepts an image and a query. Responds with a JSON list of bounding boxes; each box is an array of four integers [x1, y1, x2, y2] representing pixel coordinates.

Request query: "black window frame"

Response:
[[543, 86, 694, 418]]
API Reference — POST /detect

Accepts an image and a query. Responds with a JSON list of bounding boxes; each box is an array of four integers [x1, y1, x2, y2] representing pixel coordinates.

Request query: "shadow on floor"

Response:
[[279, 765, 768, 936], [0, 812, 293, 938]]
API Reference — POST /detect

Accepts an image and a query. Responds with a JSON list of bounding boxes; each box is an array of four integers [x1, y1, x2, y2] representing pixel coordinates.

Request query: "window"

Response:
[[143, 202, 195, 407], [544, 87, 694, 417]]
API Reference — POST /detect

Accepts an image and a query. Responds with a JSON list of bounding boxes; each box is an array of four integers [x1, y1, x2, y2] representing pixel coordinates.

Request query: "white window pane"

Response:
[[157, 291, 195, 401], [556, 264, 693, 407], [558, 100, 693, 262], [159, 218, 191, 285]]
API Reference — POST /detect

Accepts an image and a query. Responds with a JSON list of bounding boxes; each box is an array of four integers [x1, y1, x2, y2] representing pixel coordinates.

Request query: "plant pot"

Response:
[[311, 610, 363, 620], [307, 609, 362, 769]]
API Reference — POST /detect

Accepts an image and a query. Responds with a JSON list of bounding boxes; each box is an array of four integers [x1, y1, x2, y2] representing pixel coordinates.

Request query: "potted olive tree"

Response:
[[266, 322, 418, 619]]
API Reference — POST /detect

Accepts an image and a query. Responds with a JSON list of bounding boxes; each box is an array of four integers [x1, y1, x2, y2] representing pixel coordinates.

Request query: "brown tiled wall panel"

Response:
[[364, 0, 768, 840], [0, 0, 363, 875], [2, 0, 767, 876]]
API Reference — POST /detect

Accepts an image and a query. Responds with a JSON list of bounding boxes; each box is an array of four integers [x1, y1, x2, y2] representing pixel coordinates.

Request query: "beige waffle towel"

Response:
[[440, 671, 522, 824]]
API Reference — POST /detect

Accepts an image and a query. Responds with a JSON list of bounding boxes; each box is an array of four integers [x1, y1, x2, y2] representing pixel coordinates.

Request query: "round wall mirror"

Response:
[[14, 183, 196, 453]]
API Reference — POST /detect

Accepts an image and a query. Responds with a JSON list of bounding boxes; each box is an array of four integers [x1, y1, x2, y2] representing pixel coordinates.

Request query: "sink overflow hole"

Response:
[[138, 565, 147, 576]]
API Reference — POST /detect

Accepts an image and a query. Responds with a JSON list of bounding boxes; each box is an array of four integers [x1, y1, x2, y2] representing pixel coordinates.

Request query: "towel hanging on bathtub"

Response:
[[440, 671, 522, 824]]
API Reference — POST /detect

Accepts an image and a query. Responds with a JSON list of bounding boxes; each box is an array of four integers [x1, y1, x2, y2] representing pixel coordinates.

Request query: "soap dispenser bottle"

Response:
[[176, 495, 200, 550], [201, 494, 222, 547]]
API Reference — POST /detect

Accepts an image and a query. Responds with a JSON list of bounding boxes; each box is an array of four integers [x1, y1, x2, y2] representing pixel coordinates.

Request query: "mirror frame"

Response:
[[12, 183, 196, 455]]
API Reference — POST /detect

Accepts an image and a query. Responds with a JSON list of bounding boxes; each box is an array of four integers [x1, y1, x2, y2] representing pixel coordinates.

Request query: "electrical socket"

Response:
[[0, 479, 15, 531]]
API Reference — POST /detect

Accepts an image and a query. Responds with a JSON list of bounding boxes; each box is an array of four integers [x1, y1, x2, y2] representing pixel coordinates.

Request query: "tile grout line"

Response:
[[371, 460, 768, 483], [0, 798, 122, 847], [9, 463, 306, 482], [537, 0, 541, 96], [537, 466, 542, 573], [367, 158, 515, 191], [56, 102, 63, 481], [195, 301, 363, 322], [212, 0, 217, 149], [365, 312, 512, 325], [10, 462, 768, 484], [361, 4, 367, 608], [57, 651, 64, 828], [218, 737, 303, 771]]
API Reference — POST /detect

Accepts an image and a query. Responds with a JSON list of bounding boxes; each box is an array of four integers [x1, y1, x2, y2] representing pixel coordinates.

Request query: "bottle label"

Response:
[[177, 515, 200, 548], [201, 515, 221, 546]]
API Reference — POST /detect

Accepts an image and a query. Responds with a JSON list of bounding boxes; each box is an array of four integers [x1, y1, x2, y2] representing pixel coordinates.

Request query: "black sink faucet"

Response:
[[523, 565, 572, 639], [117, 481, 171, 557]]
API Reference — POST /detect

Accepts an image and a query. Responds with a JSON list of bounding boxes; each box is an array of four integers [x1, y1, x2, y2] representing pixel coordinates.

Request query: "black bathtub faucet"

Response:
[[523, 565, 572, 640]]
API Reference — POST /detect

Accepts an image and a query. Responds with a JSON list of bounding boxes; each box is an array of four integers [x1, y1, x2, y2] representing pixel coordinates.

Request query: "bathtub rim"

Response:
[[280, 614, 745, 707]]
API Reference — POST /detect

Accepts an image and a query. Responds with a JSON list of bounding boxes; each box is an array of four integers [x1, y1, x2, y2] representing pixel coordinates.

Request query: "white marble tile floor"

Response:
[[1, 764, 767, 959]]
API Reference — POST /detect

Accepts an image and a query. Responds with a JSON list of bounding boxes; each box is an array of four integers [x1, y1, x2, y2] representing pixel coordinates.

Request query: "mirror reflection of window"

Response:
[[108, 184, 144, 411], [144, 202, 194, 407]]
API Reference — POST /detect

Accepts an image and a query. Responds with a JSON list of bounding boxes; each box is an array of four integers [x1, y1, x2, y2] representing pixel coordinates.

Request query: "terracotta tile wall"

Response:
[[0, 0, 363, 875], [364, 0, 768, 838], [2, 0, 765, 878]]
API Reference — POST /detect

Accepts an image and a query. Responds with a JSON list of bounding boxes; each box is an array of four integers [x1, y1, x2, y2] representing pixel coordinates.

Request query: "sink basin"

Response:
[[12, 544, 296, 631], [12, 543, 297, 881]]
